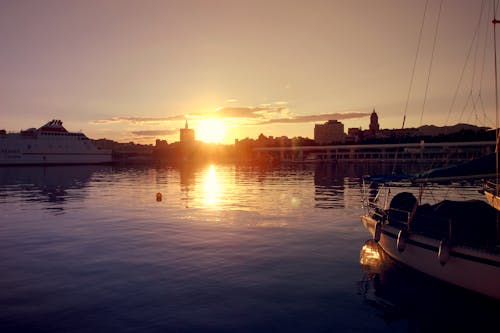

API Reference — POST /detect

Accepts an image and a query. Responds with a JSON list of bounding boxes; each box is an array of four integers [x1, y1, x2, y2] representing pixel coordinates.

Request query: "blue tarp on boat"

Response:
[[414, 153, 497, 181]]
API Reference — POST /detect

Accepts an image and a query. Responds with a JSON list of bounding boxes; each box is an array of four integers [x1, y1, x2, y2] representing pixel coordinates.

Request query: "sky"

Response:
[[0, 0, 498, 144]]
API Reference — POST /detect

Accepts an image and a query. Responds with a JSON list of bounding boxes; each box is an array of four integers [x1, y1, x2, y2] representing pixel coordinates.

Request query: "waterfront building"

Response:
[[254, 141, 495, 164], [347, 127, 362, 143], [180, 120, 195, 143], [314, 120, 345, 145], [155, 139, 168, 148]]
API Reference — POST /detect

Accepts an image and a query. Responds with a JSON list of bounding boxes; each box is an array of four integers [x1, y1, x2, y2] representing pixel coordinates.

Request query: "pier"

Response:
[[254, 141, 495, 163]]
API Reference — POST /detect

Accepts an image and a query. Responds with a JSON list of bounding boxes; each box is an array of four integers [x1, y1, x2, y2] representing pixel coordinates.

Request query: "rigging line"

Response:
[[471, 92, 483, 123], [402, 0, 429, 130], [444, 5, 486, 127], [461, 2, 488, 126], [478, 2, 493, 125], [477, 93, 495, 127], [468, 0, 488, 122], [458, 90, 473, 123], [419, 0, 444, 127], [470, 1, 487, 93], [392, 0, 429, 175], [479, 2, 492, 91], [467, 92, 483, 125]]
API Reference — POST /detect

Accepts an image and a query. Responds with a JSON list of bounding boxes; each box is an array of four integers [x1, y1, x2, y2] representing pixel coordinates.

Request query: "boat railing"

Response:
[[484, 179, 499, 193]]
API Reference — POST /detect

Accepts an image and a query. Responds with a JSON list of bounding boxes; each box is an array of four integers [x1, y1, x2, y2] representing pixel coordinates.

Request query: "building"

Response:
[[314, 120, 345, 144], [346, 127, 362, 143], [180, 120, 195, 143], [369, 109, 380, 133], [155, 139, 168, 148]]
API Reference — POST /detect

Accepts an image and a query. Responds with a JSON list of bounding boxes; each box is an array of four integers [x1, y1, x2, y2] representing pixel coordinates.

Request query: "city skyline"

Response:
[[1, 0, 497, 144]]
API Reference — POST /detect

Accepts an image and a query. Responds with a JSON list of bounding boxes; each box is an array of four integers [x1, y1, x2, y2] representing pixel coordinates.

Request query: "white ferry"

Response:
[[0, 120, 112, 165]]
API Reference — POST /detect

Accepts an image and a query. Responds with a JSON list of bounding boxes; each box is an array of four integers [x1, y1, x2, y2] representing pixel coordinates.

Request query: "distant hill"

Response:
[[416, 123, 490, 137]]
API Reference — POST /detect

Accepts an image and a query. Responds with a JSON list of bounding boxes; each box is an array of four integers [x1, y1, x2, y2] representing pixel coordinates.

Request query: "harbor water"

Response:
[[0, 163, 498, 332]]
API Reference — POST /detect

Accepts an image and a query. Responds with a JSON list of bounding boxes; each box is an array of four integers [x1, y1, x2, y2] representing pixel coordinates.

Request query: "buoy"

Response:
[[397, 229, 407, 252], [438, 239, 450, 266], [156, 192, 162, 202], [374, 221, 382, 242]]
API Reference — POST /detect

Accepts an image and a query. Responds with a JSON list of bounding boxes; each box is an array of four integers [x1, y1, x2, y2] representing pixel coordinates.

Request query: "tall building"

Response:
[[369, 109, 380, 133], [314, 120, 345, 144], [180, 120, 195, 143]]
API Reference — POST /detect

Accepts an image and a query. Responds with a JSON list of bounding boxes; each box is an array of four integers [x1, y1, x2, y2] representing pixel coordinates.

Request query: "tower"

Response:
[[369, 109, 379, 133], [180, 120, 195, 143]]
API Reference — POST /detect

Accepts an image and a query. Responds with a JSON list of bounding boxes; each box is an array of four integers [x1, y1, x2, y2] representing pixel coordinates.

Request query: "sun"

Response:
[[196, 118, 226, 143]]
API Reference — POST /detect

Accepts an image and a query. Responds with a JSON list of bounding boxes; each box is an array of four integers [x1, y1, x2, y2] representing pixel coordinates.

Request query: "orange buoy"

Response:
[[156, 192, 162, 202]]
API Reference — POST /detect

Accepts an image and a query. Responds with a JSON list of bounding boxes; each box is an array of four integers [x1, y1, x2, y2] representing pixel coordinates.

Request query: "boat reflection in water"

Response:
[[359, 240, 499, 332], [0, 165, 110, 213]]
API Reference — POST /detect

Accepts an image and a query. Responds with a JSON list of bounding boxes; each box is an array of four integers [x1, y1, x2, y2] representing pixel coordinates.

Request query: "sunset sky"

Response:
[[0, 0, 497, 144]]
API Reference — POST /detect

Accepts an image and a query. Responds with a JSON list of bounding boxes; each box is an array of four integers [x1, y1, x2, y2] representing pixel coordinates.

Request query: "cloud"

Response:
[[91, 107, 369, 128], [257, 112, 370, 125], [90, 106, 285, 125], [92, 115, 186, 124], [131, 129, 178, 136], [212, 106, 286, 118]]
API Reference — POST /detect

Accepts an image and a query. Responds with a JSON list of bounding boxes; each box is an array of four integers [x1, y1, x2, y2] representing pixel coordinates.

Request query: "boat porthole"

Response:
[[397, 229, 407, 252], [374, 221, 382, 242], [438, 239, 450, 266]]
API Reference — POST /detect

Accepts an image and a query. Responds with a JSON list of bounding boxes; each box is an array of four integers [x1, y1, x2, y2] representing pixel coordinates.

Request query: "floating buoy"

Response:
[[156, 192, 162, 202], [438, 239, 450, 266], [397, 229, 407, 252], [374, 221, 382, 242]]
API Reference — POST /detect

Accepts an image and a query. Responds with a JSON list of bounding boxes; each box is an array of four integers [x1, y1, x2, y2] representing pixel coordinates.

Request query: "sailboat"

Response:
[[483, 7, 500, 210], [361, 3, 500, 300]]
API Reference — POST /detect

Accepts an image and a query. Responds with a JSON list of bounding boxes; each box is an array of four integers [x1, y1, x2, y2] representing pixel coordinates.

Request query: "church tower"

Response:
[[369, 109, 380, 133], [180, 120, 195, 143]]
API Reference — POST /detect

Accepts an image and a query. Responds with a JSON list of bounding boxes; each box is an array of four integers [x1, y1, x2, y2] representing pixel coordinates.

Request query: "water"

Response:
[[0, 163, 498, 332]]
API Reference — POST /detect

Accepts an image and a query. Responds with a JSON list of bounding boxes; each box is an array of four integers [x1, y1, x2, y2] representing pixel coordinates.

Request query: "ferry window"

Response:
[[27, 144, 31, 149]]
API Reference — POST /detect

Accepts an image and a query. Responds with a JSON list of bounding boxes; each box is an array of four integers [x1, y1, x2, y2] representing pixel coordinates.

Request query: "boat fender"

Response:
[[374, 221, 382, 242], [438, 239, 450, 266], [397, 229, 407, 252]]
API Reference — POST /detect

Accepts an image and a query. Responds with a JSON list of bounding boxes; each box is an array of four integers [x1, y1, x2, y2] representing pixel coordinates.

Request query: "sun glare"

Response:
[[196, 118, 226, 143]]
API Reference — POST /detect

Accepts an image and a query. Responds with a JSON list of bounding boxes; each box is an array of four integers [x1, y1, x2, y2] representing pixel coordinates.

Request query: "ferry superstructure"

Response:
[[0, 120, 112, 165]]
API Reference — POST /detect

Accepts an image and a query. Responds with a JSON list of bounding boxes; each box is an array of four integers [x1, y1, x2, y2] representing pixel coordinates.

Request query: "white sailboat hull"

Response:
[[362, 215, 500, 299]]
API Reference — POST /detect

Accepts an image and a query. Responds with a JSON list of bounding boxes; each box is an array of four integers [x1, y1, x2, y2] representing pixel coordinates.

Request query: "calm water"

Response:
[[0, 163, 498, 332]]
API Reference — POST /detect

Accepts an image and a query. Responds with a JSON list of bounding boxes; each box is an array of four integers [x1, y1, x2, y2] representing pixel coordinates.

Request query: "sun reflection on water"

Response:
[[203, 164, 220, 207]]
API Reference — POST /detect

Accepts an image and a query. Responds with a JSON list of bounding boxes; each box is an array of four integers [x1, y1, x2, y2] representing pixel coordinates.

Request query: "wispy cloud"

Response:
[[92, 115, 185, 124], [92, 105, 287, 125], [131, 129, 178, 136], [212, 106, 286, 118], [91, 107, 369, 128], [257, 112, 370, 125]]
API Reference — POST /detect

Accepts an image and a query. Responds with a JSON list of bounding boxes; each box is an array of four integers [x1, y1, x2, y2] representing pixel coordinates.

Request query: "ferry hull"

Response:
[[362, 215, 500, 300], [0, 121, 112, 165], [0, 152, 112, 165]]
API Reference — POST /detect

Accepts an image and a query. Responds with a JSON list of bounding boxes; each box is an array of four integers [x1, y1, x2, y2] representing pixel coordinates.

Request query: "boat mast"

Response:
[[494, 0, 500, 242], [494, 0, 500, 195]]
